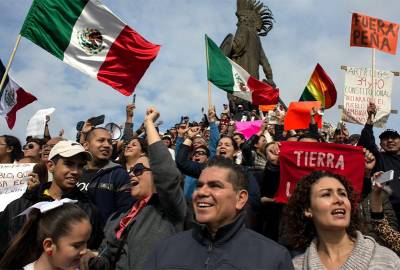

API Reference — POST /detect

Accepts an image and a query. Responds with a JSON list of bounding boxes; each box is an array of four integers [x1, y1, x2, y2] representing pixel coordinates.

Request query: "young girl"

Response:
[[0, 200, 92, 270]]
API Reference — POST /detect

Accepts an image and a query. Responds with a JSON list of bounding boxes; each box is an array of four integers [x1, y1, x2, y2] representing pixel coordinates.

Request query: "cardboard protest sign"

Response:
[[284, 101, 322, 131], [341, 67, 394, 128], [350, 13, 399, 55], [0, 163, 34, 211], [274, 142, 364, 203], [235, 120, 263, 140]]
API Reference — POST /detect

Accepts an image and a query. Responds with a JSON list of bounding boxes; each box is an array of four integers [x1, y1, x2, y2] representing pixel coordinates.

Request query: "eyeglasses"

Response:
[[193, 151, 207, 156], [23, 143, 35, 150], [128, 163, 151, 176]]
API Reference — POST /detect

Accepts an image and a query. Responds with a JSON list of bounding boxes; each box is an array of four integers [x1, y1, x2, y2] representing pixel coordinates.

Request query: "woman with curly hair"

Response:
[[285, 171, 400, 270]]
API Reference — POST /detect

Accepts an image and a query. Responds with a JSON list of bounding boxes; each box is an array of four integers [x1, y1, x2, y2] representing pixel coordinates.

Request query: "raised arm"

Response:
[[144, 107, 186, 221]]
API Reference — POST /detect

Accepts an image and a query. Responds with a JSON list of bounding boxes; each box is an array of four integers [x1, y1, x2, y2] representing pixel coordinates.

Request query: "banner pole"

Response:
[[0, 35, 22, 97], [371, 48, 376, 121]]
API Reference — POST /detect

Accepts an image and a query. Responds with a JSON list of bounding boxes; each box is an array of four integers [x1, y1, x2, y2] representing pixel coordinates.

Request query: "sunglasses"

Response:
[[128, 163, 151, 176], [23, 143, 35, 150], [193, 151, 207, 156]]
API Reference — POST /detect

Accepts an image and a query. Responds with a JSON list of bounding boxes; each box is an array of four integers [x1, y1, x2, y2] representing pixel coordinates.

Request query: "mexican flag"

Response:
[[0, 59, 37, 129], [20, 0, 160, 96], [205, 35, 278, 105]]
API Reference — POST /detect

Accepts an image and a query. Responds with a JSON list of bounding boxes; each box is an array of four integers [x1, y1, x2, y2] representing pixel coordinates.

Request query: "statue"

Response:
[[220, 0, 275, 112]]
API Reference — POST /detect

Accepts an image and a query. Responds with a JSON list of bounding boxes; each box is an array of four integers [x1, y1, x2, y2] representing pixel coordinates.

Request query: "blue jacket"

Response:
[[144, 213, 294, 270], [78, 161, 134, 224]]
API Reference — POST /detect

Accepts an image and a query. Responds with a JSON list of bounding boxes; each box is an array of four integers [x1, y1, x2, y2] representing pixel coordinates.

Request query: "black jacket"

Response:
[[0, 182, 103, 258], [144, 213, 294, 270], [78, 161, 135, 224], [358, 123, 400, 204]]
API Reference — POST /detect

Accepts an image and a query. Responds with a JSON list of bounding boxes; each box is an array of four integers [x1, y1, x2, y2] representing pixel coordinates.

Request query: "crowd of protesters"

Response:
[[0, 100, 399, 269]]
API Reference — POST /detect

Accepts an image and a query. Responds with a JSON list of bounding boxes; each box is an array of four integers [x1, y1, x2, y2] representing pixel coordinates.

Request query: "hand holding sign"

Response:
[[266, 142, 280, 166]]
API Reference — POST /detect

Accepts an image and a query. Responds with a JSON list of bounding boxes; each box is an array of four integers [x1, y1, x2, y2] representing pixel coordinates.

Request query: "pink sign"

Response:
[[235, 120, 263, 139]]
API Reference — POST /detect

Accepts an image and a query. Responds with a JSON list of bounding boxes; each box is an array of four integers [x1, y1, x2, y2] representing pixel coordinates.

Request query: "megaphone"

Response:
[[104, 122, 122, 140]]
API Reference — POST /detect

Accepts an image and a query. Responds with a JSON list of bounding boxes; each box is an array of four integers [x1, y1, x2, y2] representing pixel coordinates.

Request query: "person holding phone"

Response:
[[370, 171, 400, 255]]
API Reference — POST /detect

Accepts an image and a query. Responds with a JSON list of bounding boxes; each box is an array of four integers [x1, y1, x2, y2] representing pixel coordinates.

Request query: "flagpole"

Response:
[[371, 48, 376, 121], [0, 34, 22, 97], [205, 35, 212, 108], [208, 81, 212, 108]]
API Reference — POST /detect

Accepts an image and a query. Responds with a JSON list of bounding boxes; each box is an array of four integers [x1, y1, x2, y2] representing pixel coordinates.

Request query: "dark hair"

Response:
[[298, 132, 325, 142], [118, 137, 148, 169], [85, 127, 110, 142], [0, 203, 89, 269], [233, 133, 245, 141], [206, 157, 248, 191], [284, 171, 360, 251], [1, 135, 23, 162], [26, 137, 45, 147], [218, 135, 239, 151]]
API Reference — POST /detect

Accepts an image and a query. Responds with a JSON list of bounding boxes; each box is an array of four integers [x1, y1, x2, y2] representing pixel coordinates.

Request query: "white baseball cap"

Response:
[[48, 140, 92, 161]]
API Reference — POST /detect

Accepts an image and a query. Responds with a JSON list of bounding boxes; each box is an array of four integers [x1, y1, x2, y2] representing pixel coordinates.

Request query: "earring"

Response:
[[46, 250, 53, 256]]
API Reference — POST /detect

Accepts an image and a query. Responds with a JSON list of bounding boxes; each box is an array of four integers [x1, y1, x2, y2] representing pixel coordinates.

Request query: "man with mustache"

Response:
[[144, 158, 293, 269]]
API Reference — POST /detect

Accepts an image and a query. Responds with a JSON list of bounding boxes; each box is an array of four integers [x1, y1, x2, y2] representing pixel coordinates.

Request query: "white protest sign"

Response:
[[26, 107, 55, 138], [0, 163, 34, 211], [341, 67, 394, 128]]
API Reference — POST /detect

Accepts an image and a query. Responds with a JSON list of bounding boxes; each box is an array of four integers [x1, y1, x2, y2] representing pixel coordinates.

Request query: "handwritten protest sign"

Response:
[[351, 13, 399, 55], [341, 67, 394, 128], [0, 163, 34, 211], [274, 142, 364, 203]]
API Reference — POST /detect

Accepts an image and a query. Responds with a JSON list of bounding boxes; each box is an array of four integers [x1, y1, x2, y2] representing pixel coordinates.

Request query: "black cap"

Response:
[[379, 129, 400, 140]]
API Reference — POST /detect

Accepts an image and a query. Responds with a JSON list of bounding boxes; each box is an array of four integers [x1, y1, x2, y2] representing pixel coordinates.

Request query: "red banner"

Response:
[[274, 141, 364, 203], [350, 13, 399, 55]]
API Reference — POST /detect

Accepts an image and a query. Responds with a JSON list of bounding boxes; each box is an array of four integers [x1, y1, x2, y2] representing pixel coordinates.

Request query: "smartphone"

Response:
[[88, 114, 105, 126], [375, 170, 394, 184]]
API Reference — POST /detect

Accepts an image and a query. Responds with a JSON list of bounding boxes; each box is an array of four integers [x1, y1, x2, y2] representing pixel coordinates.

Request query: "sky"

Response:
[[0, 0, 399, 141]]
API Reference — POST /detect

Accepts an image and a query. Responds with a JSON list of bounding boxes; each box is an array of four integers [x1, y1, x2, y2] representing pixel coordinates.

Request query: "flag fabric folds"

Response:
[[0, 60, 37, 129], [205, 35, 279, 106], [284, 101, 322, 131], [350, 13, 399, 55], [299, 63, 337, 109], [20, 0, 160, 96]]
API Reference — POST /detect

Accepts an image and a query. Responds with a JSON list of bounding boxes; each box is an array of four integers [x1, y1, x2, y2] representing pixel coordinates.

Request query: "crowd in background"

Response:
[[0, 101, 399, 269]]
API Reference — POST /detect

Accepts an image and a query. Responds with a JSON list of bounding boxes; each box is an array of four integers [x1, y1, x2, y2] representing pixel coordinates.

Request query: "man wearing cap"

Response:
[[0, 140, 103, 258], [358, 102, 400, 219]]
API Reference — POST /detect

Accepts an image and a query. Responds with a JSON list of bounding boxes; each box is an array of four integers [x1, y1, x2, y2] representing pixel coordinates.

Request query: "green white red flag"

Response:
[[0, 59, 37, 129], [20, 0, 160, 96], [205, 35, 279, 105]]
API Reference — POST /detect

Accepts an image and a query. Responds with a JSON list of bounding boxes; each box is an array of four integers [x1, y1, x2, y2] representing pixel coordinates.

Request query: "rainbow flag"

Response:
[[299, 63, 337, 109]]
